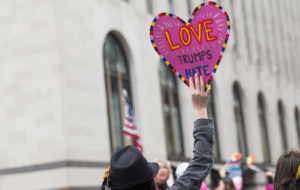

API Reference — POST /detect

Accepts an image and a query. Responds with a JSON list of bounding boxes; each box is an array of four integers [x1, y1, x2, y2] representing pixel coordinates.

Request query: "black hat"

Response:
[[107, 145, 159, 189]]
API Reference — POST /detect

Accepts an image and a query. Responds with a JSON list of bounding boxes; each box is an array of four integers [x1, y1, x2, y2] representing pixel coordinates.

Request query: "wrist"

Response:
[[194, 108, 208, 120]]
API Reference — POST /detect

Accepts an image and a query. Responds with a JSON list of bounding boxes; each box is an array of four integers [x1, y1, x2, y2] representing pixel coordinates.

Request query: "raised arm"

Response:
[[170, 73, 214, 190]]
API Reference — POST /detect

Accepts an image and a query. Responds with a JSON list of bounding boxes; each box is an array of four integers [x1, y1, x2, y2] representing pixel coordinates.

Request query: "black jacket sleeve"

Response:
[[169, 119, 214, 190]]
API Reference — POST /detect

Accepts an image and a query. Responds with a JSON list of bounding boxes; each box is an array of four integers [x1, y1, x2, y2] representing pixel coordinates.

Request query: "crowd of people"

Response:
[[101, 74, 300, 190], [151, 159, 274, 190]]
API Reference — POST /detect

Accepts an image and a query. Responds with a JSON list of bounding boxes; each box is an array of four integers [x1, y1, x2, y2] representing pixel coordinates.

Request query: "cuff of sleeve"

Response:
[[194, 119, 213, 129]]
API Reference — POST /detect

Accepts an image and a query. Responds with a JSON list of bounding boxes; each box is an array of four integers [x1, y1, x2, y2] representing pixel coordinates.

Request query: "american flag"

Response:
[[122, 90, 144, 153]]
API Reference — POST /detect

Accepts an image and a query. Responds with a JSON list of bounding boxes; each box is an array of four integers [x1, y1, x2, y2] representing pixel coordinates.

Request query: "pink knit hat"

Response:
[[200, 180, 208, 190], [265, 184, 274, 190]]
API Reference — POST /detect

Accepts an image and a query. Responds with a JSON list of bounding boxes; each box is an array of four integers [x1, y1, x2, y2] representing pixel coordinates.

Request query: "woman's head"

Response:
[[215, 177, 235, 190], [154, 160, 170, 185], [274, 150, 300, 190]]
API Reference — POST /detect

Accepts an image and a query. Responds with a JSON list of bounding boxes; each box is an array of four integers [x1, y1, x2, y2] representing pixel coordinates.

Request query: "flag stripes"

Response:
[[122, 90, 144, 153]]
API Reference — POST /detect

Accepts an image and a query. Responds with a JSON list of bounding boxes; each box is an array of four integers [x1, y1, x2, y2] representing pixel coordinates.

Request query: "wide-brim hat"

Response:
[[107, 145, 159, 189]]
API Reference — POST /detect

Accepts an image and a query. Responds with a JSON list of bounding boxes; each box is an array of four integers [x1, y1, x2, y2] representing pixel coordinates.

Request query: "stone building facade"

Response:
[[0, 0, 299, 189]]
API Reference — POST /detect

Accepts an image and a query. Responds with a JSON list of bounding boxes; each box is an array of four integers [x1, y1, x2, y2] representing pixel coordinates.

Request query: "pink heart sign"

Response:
[[150, 1, 230, 89]]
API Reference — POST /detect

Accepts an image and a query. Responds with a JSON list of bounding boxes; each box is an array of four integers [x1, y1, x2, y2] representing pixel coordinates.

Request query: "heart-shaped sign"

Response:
[[150, 1, 230, 89]]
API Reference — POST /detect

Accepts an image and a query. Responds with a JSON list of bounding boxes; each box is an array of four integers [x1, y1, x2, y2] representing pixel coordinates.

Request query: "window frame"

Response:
[[241, 0, 252, 64], [159, 60, 186, 161], [104, 33, 134, 155], [229, 0, 240, 58], [233, 83, 248, 161], [278, 100, 288, 151], [207, 83, 221, 161], [295, 106, 300, 149], [187, 0, 192, 17], [146, 0, 153, 14], [168, 0, 174, 14], [257, 92, 271, 164]]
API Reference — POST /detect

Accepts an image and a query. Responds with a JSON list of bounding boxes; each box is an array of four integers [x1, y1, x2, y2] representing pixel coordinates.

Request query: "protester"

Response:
[[101, 74, 213, 190], [265, 171, 274, 190], [273, 150, 300, 190], [228, 166, 242, 190], [225, 166, 242, 190], [154, 159, 171, 190], [214, 177, 235, 190]]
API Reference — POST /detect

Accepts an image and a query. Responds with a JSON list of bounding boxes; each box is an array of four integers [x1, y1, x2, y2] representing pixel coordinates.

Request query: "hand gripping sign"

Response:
[[150, 1, 230, 90]]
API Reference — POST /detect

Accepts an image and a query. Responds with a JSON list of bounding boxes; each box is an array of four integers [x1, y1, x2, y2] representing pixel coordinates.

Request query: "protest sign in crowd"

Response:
[[101, 2, 300, 190]]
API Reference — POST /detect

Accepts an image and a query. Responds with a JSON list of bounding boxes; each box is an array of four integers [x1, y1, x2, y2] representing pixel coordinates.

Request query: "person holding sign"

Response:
[[101, 74, 213, 190]]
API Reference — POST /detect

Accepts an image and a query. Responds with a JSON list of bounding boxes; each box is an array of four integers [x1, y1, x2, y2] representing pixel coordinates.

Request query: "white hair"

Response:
[[153, 158, 172, 175]]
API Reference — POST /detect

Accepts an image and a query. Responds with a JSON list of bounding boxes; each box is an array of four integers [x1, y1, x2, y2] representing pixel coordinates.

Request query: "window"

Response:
[[295, 107, 300, 149], [207, 83, 221, 160], [258, 92, 271, 164], [233, 83, 248, 158], [278, 100, 288, 151], [146, 0, 153, 14], [241, 0, 252, 64], [104, 33, 132, 154], [159, 60, 184, 160], [275, 0, 289, 80], [268, 0, 280, 74], [229, 0, 239, 58], [260, 0, 272, 70], [187, 0, 192, 17], [169, 0, 174, 14], [250, 0, 261, 65]]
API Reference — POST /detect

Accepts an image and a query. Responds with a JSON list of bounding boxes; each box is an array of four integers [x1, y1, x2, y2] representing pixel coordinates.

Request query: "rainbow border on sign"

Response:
[[149, 1, 230, 90]]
